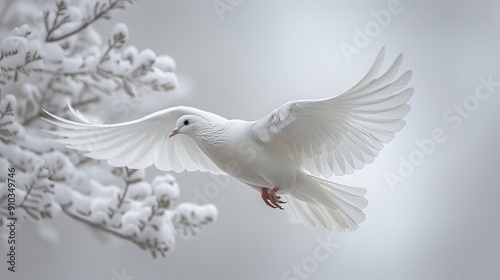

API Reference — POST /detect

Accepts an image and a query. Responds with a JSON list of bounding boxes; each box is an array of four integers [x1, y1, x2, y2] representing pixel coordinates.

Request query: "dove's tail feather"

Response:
[[283, 174, 368, 232]]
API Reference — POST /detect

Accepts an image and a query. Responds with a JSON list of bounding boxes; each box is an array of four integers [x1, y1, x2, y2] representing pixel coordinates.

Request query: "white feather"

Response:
[[43, 106, 227, 174]]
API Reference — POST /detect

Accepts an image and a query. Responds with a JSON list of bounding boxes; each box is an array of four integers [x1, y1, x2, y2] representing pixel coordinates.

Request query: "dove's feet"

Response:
[[261, 187, 286, 210]]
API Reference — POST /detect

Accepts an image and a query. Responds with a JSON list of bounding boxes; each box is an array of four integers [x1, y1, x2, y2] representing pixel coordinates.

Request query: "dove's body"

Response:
[[192, 120, 298, 192], [44, 48, 412, 232]]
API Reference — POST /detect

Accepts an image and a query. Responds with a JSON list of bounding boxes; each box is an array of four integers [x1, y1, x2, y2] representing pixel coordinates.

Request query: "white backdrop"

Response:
[[3, 0, 500, 279]]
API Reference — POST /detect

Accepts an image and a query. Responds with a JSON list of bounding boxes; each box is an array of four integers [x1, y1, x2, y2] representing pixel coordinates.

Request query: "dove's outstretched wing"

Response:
[[43, 106, 227, 174], [252, 47, 413, 177]]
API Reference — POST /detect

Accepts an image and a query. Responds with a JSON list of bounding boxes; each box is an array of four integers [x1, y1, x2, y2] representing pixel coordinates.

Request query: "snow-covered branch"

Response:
[[0, 0, 216, 257]]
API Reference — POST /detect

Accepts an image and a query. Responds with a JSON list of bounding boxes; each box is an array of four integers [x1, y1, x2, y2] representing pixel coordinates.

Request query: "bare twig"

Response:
[[46, 0, 133, 42]]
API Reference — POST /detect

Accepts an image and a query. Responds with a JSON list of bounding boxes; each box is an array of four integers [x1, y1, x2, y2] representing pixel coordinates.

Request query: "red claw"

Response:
[[261, 187, 286, 210]]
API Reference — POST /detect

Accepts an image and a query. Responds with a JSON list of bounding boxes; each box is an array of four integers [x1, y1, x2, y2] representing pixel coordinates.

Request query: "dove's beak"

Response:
[[169, 127, 180, 138]]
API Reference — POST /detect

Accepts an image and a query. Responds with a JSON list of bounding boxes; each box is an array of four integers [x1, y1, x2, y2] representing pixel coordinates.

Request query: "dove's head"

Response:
[[169, 115, 206, 138]]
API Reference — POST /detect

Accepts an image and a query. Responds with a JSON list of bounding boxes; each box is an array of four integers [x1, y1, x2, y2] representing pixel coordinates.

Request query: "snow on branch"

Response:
[[0, 0, 216, 258]]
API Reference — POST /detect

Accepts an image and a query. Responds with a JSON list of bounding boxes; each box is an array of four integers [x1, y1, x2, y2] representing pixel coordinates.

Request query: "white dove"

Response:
[[43, 48, 412, 232]]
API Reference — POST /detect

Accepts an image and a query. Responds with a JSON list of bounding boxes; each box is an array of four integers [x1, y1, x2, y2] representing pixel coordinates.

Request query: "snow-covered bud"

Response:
[[111, 23, 128, 49], [154, 55, 176, 72], [137, 49, 156, 67], [152, 174, 179, 206], [127, 181, 152, 200]]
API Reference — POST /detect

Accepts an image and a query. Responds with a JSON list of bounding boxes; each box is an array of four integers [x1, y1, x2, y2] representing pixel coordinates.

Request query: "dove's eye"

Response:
[[183, 119, 189, 126]]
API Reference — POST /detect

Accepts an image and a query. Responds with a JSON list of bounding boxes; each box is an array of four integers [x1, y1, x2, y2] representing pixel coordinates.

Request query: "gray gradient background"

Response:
[[3, 0, 500, 279]]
